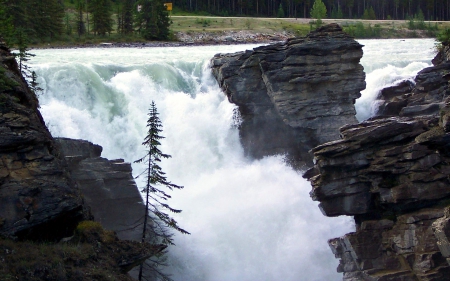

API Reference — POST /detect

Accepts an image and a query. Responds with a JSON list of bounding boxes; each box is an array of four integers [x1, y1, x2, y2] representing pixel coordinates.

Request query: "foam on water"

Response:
[[28, 40, 434, 280], [356, 39, 436, 121]]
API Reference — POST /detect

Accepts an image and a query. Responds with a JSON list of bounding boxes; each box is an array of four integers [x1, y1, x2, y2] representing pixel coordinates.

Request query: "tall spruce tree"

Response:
[[88, 0, 113, 36], [122, 0, 135, 34], [76, 0, 86, 37], [135, 101, 189, 281], [310, 0, 327, 24], [14, 28, 35, 79], [135, 0, 171, 40], [0, 0, 15, 46]]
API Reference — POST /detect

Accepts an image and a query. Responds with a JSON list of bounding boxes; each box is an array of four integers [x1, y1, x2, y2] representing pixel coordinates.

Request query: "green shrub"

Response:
[[74, 221, 115, 244], [437, 28, 450, 45]]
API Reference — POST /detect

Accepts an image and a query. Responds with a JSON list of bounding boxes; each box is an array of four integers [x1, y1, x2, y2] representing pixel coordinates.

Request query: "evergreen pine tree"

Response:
[[277, 3, 285, 18], [310, 0, 327, 24], [122, 0, 134, 34], [76, 0, 86, 37], [0, 0, 15, 46], [30, 71, 43, 96], [88, 0, 113, 36], [136, 0, 171, 40], [155, 0, 171, 39], [14, 28, 35, 79], [135, 101, 189, 281], [368, 6, 376, 19]]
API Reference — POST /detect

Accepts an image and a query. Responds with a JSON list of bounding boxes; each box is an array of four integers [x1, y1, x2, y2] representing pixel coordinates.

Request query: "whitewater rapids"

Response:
[[28, 39, 436, 281]]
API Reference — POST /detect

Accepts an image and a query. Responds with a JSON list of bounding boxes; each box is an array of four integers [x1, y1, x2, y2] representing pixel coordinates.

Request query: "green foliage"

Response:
[[1, 0, 65, 43], [121, 0, 134, 34], [75, 0, 86, 37], [408, 9, 427, 30], [30, 71, 43, 96], [277, 3, 285, 18], [135, 101, 189, 240], [310, 0, 327, 22], [344, 22, 382, 38], [331, 6, 344, 19], [0, 0, 15, 46], [64, 13, 72, 35], [362, 6, 376, 19], [135, 101, 188, 281], [75, 221, 115, 244], [437, 28, 450, 45], [88, 0, 113, 36], [136, 0, 171, 40], [195, 17, 211, 27], [12, 29, 35, 79]]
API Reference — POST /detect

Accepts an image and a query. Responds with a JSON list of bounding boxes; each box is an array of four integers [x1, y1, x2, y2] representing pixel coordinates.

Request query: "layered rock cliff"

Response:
[[56, 137, 144, 242], [0, 41, 84, 240], [211, 24, 365, 167], [304, 43, 450, 280], [0, 40, 156, 279]]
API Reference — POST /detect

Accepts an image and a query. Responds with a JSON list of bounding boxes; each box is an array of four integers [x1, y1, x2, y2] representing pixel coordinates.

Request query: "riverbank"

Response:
[[31, 30, 293, 49], [30, 17, 446, 49]]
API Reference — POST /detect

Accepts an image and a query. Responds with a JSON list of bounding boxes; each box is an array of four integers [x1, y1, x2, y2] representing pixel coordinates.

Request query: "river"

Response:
[[28, 39, 436, 281]]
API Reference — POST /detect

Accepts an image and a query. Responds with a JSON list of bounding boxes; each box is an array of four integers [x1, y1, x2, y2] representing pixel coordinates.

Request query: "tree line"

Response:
[[2, 0, 450, 45], [0, 0, 171, 44], [175, 0, 450, 20]]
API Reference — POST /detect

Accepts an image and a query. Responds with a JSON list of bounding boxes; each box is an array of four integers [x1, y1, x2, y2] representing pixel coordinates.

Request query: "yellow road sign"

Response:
[[164, 3, 173, 11]]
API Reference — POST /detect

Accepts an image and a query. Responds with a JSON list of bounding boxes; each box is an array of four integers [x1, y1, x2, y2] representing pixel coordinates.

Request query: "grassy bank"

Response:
[[32, 13, 450, 48]]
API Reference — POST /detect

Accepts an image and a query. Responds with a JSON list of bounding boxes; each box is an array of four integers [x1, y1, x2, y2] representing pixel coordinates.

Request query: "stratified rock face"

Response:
[[376, 46, 450, 119], [56, 138, 144, 242], [305, 113, 450, 280], [0, 42, 84, 240], [211, 24, 365, 167], [306, 115, 450, 217], [304, 46, 450, 280]]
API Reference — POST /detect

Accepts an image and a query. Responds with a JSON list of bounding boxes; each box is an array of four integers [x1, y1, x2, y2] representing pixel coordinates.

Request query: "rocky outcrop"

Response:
[[55, 138, 144, 242], [304, 44, 450, 280], [375, 46, 450, 119], [0, 41, 84, 240], [305, 113, 450, 280], [211, 24, 365, 167]]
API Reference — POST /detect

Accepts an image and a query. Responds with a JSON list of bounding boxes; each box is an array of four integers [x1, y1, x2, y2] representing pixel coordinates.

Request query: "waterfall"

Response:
[[28, 39, 435, 281], [356, 38, 436, 121]]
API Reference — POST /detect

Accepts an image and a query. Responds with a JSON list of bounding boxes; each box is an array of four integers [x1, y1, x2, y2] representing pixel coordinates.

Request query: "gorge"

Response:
[[211, 24, 450, 280], [0, 25, 444, 280]]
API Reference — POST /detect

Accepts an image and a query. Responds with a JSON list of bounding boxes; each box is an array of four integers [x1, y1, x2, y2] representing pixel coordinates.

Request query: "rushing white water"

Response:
[[357, 38, 436, 121], [28, 39, 434, 281]]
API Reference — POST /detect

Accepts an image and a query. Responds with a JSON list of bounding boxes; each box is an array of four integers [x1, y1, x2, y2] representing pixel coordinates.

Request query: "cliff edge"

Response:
[[0, 40, 84, 240], [304, 43, 450, 280], [0, 40, 159, 280]]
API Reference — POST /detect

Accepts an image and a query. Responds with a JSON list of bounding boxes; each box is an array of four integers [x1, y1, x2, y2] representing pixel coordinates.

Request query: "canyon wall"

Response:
[[0, 42, 84, 240], [212, 24, 450, 280], [56, 138, 144, 242], [0, 40, 154, 279], [303, 44, 450, 280]]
